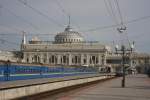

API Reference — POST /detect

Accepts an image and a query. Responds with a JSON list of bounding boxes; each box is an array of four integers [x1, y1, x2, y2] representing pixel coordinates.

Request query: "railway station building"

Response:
[[21, 25, 112, 67]]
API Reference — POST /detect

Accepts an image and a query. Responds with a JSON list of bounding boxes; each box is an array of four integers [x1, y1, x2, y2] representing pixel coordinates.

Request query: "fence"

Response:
[[0, 62, 99, 82]]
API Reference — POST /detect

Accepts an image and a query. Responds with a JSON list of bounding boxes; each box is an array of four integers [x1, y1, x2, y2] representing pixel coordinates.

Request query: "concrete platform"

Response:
[[0, 73, 113, 90], [0, 73, 114, 100], [42, 74, 150, 100]]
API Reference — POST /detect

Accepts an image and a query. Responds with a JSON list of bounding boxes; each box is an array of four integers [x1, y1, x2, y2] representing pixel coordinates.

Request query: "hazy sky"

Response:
[[0, 0, 150, 53]]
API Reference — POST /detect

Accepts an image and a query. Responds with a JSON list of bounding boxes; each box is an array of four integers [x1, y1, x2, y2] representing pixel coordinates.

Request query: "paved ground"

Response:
[[40, 74, 150, 100]]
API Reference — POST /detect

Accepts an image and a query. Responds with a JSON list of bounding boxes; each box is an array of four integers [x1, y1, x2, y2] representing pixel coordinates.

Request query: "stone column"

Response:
[[23, 52, 27, 63], [29, 54, 32, 63], [81, 54, 84, 65], [86, 54, 90, 65], [46, 53, 49, 64], [103, 54, 107, 65], [57, 54, 61, 65], [40, 53, 44, 64], [101, 54, 106, 66], [69, 54, 72, 65], [98, 54, 102, 65]]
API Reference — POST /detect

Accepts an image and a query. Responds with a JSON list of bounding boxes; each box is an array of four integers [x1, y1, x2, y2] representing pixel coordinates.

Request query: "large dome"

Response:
[[55, 25, 84, 43]]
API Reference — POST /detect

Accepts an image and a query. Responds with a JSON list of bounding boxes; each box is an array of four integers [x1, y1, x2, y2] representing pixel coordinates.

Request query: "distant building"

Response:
[[1, 25, 149, 74], [133, 53, 150, 73], [21, 25, 111, 67], [19, 25, 150, 73], [0, 50, 18, 62]]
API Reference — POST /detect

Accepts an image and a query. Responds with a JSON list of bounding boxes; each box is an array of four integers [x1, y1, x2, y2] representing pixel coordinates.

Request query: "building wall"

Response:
[[22, 43, 108, 67], [0, 51, 18, 62]]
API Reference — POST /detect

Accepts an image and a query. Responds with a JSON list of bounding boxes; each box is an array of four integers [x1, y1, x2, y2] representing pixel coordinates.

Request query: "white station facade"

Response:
[[21, 25, 111, 67]]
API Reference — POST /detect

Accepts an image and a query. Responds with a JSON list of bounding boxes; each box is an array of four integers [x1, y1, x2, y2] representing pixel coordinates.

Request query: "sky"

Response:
[[0, 0, 150, 53]]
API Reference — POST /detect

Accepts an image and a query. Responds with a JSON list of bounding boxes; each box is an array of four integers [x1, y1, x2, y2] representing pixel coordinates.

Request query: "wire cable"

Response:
[[83, 14, 150, 32], [54, 0, 81, 30], [103, 0, 120, 48], [18, 0, 64, 28], [114, 0, 133, 49], [3, 7, 40, 31], [114, 0, 123, 25], [55, 0, 69, 17], [0, 33, 55, 36], [0, 25, 21, 33], [104, 0, 119, 25], [0, 38, 20, 46]]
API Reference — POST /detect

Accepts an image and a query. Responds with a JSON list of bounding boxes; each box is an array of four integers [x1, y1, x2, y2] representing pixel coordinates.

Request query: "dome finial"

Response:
[[68, 15, 70, 27], [65, 15, 72, 31]]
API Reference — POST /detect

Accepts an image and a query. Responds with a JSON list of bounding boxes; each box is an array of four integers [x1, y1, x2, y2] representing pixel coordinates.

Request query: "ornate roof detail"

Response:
[[29, 36, 41, 44], [31, 36, 41, 42], [54, 26, 84, 44]]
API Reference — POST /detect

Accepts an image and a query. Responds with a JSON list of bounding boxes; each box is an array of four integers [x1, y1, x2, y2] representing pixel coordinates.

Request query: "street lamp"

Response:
[[4, 60, 11, 81], [115, 42, 134, 88]]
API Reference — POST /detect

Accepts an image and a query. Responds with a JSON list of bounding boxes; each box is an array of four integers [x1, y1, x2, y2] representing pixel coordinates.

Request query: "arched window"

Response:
[[43, 54, 47, 63], [52, 55, 55, 63], [63, 56, 66, 63], [49, 58, 51, 63], [33, 55, 40, 63], [26, 58, 29, 63]]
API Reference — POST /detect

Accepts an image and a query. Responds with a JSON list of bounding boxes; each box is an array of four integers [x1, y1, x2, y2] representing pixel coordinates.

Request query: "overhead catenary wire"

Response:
[[0, 24, 21, 32], [0, 33, 55, 35], [54, 0, 81, 30], [2, 7, 40, 31], [114, 0, 124, 25], [104, 0, 119, 25], [55, 0, 69, 17], [0, 5, 22, 32], [1, 7, 53, 38], [1, 0, 149, 53], [1, 4, 57, 39], [127, 15, 150, 24], [103, 0, 120, 47], [18, 0, 64, 28], [83, 14, 150, 32], [2, 7, 47, 36], [114, 0, 133, 49], [3, 0, 150, 33], [0, 38, 20, 46]]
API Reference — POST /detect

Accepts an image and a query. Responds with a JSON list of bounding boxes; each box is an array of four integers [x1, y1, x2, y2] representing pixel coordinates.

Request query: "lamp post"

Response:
[[115, 43, 134, 88], [4, 60, 11, 81], [115, 25, 135, 87]]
